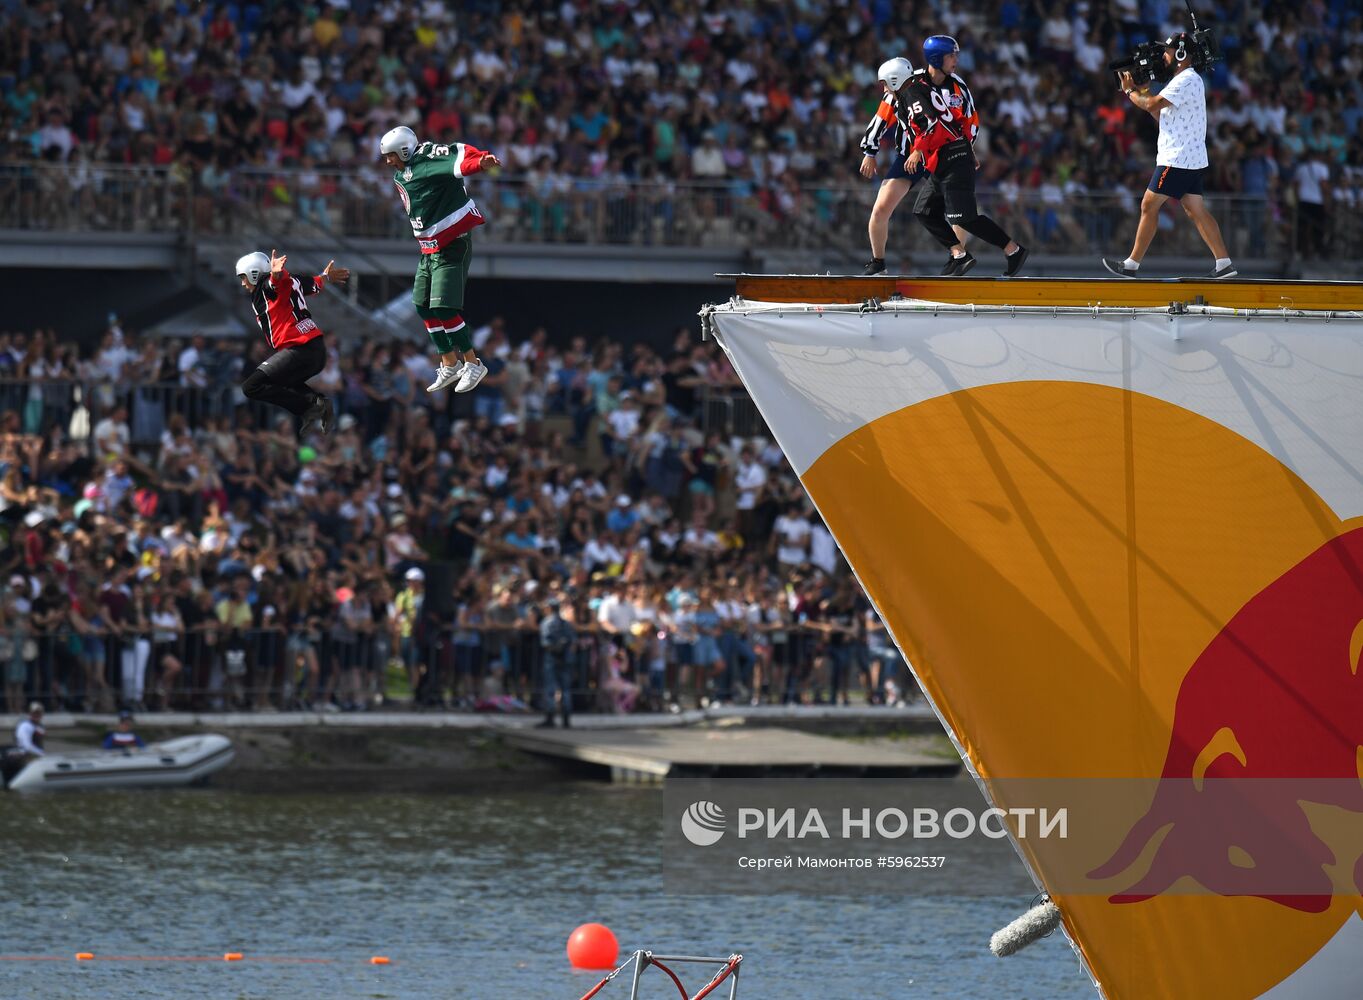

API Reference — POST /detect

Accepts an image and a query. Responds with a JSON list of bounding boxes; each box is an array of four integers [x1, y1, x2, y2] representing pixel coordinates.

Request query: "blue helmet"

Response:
[[923, 35, 959, 69]]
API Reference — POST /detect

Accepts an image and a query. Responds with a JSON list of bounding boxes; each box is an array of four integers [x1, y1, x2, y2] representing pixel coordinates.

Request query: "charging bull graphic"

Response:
[[710, 304, 1363, 998], [1088, 528, 1363, 912]]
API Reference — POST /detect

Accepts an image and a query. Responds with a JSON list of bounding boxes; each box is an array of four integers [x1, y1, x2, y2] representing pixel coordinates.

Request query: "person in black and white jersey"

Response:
[[1102, 32, 1236, 279], [858, 56, 968, 276]]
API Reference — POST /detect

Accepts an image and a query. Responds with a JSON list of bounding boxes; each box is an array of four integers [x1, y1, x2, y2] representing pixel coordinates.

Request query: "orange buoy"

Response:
[[369, 956, 390, 965], [223, 952, 243, 962], [566, 924, 619, 970], [75, 953, 94, 961]]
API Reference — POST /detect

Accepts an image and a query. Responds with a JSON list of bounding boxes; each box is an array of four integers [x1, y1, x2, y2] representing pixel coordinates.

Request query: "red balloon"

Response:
[[566, 923, 619, 970]]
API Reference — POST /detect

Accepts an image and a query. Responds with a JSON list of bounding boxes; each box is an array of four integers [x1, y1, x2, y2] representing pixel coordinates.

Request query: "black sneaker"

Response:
[[299, 395, 331, 437], [318, 396, 335, 434], [942, 252, 976, 276], [1003, 245, 1029, 277], [863, 257, 886, 275], [1207, 262, 1237, 279], [1101, 257, 1138, 278]]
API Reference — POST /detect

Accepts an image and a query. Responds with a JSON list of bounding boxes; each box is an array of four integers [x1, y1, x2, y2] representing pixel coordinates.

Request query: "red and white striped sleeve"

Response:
[[453, 142, 488, 178]]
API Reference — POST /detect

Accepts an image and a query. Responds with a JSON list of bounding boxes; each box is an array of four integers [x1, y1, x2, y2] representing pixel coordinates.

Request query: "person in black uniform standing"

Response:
[[902, 35, 1029, 277]]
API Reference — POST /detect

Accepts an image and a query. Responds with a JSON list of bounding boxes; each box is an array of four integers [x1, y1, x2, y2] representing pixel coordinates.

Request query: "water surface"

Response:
[[0, 785, 1095, 998]]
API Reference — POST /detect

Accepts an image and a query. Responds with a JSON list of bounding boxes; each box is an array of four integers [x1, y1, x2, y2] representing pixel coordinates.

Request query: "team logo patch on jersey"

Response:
[[403, 167, 413, 181], [948, 93, 963, 108]]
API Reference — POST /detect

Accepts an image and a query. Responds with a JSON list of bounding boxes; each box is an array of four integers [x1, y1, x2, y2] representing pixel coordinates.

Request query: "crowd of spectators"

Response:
[[0, 314, 919, 716], [1, 1, 1360, 257]]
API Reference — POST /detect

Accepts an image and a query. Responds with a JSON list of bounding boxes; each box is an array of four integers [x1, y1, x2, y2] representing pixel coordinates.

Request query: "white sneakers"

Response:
[[426, 363, 463, 393], [427, 359, 488, 394], [454, 360, 487, 393]]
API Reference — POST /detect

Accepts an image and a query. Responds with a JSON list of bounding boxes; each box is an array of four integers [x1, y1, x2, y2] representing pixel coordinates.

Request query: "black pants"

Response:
[[241, 336, 326, 416], [1297, 202, 1326, 258], [913, 141, 1012, 251]]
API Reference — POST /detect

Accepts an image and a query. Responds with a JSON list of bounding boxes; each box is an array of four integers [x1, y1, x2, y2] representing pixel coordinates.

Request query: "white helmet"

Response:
[[235, 251, 270, 288], [877, 57, 915, 92], [380, 125, 419, 162]]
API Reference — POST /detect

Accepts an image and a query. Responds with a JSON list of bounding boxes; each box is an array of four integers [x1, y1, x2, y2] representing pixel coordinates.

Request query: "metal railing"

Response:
[[0, 375, 704, 447], [0, 161, 190, 234], [8, 624, 912, 714], [188, 190, 411, 345], [1, 161, 1354, 263], [700, 385, 768, 440], [0, 378, 263, 444]]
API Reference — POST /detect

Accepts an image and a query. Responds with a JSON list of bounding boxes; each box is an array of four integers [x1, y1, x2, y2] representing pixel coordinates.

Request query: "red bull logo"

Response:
[[1089, 527, 1363, 912]]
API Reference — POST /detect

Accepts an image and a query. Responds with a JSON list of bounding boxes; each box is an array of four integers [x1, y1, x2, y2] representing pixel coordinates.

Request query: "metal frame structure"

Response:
[[715, 273, 1363, 311], [579, 950, 742, 1000]]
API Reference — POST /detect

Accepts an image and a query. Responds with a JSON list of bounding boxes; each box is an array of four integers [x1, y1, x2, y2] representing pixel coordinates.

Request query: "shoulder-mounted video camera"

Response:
[[1109, 0, 1220, 88]]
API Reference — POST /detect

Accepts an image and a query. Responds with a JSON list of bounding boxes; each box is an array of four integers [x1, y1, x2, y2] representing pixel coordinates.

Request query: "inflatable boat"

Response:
[[3, 734, 234, 792]]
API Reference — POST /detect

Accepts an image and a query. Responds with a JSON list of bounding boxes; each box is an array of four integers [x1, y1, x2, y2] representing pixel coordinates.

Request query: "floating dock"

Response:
[[504, 726, 960, 783]]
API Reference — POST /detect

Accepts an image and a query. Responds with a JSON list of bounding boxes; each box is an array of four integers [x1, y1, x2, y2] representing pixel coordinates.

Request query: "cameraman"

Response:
[[1102, 33, 1236, 279]]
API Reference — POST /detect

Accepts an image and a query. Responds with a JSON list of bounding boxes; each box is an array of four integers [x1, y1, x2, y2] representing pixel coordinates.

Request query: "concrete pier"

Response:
[[504, 725, 960, 783]]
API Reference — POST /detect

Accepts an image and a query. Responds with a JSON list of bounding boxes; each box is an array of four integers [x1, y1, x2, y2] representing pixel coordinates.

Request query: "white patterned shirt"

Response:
[[1156, 68, 1208, 170]]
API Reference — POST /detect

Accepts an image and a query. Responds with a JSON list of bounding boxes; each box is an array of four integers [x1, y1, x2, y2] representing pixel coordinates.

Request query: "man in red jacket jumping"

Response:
[[236, 248, 348, 436]]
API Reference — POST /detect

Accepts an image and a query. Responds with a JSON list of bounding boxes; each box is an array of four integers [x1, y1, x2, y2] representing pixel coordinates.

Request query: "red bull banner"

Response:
[[707, 300, 1363, 999]]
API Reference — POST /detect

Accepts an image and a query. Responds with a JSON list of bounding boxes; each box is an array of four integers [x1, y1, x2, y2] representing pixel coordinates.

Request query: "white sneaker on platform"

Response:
[[426, 363, 463, 393], [454, 360, 487, 393]]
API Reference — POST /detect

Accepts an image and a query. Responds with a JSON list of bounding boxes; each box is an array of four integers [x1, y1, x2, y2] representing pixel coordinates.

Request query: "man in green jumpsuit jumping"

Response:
[[380, 125, 501, 394]]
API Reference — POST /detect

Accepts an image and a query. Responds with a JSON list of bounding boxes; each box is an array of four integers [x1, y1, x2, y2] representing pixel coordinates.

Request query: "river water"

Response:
[[0, 783, 1096, 999]]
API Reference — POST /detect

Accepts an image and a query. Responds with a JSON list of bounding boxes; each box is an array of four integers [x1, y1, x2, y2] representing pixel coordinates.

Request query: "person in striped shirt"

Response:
[[859, 56, 968, 275], [236, 248, 347, 436]]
